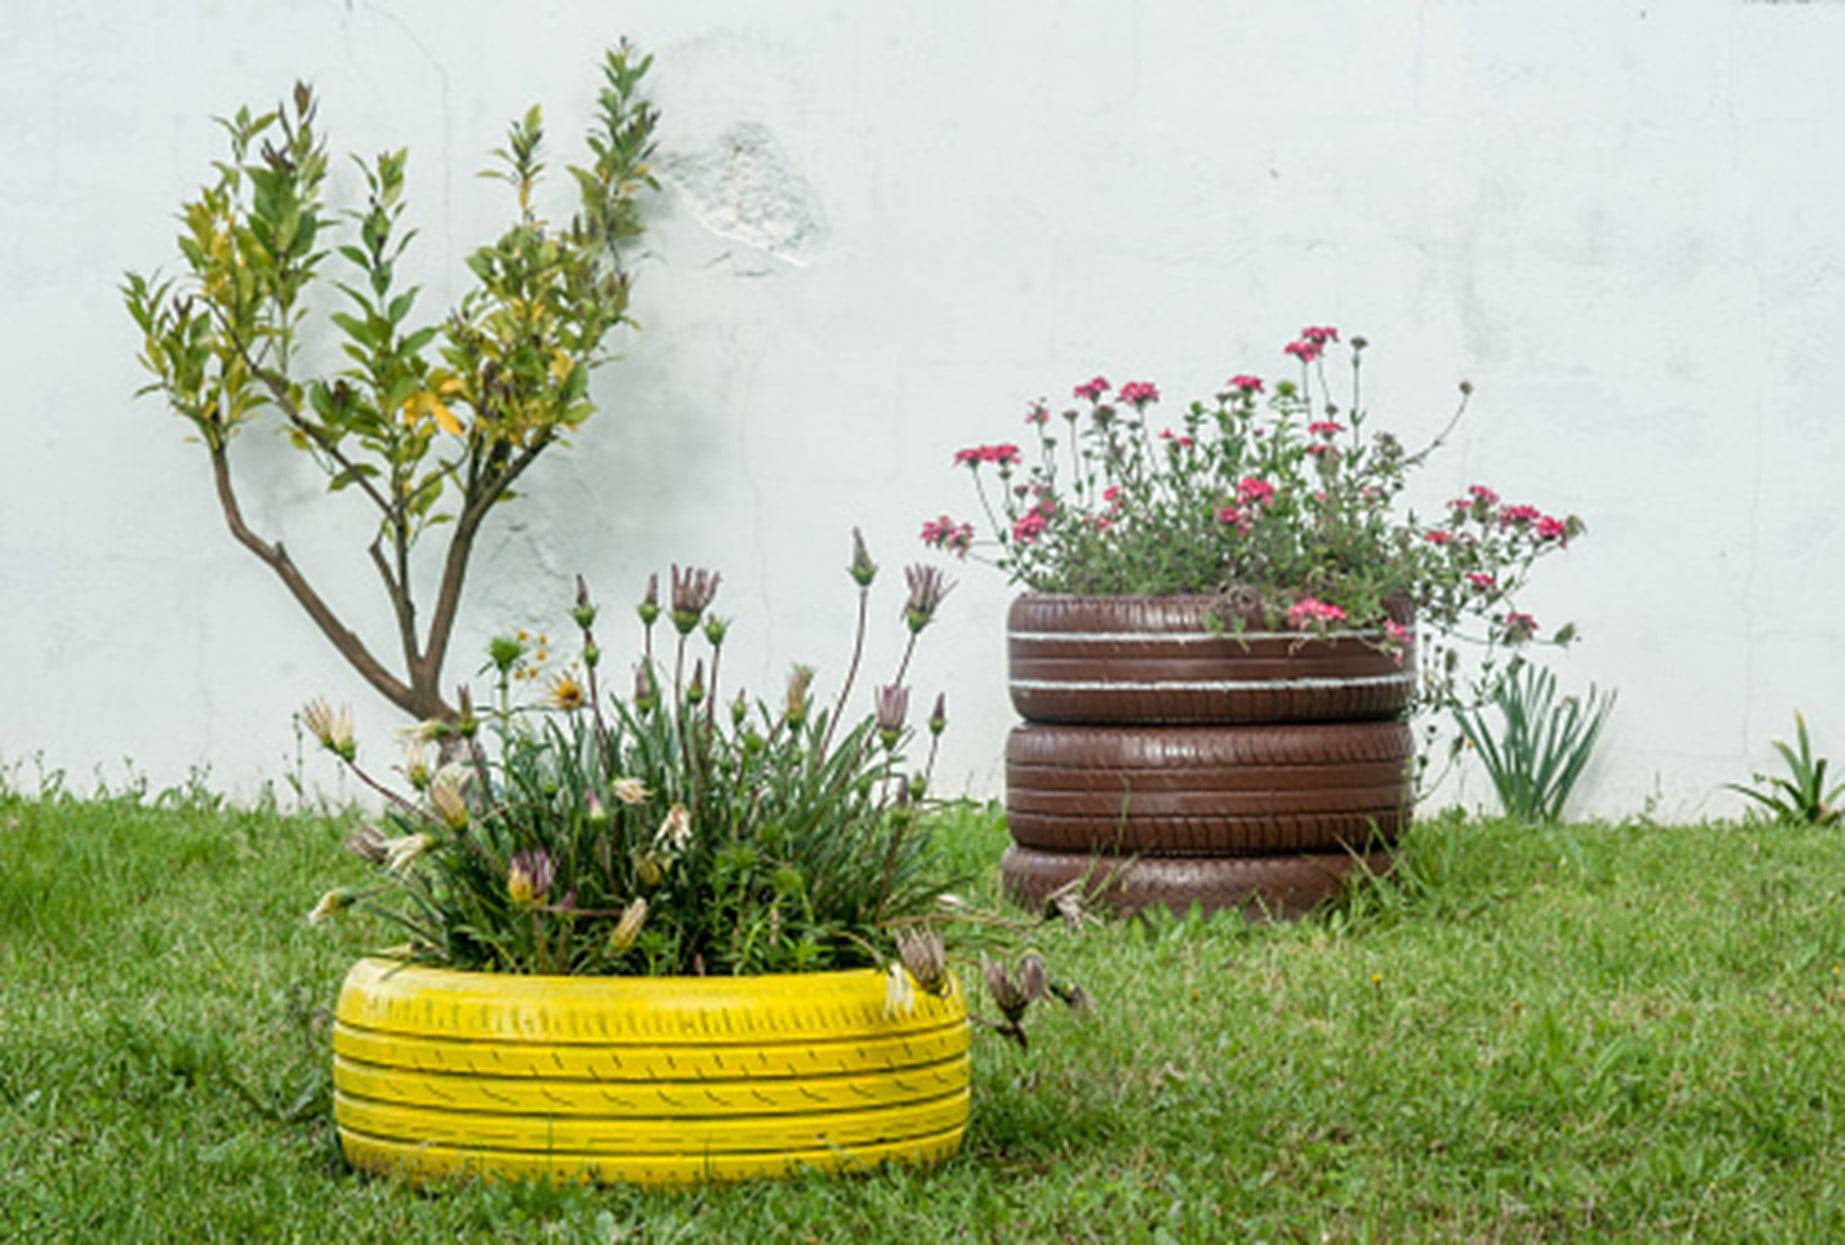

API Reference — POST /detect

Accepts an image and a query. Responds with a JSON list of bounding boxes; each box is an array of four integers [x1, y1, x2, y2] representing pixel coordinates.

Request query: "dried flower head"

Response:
[[507, 849, 554, 907], [301, 698, 356, 761], [609, 897, 649, 951], [982, 954, 1031, 1023], [669, 564, 721, 634], [654, 803, 693, 853], [428, 764, 471, 830], [611, 776, 649, 806], [344, 824, 389, 866], [874, 684, 910, 750], [383, 832, 435, 874], [902, 565, 954, 633], [896, 926, 949, 996], [1043, 876, 1098, 929]]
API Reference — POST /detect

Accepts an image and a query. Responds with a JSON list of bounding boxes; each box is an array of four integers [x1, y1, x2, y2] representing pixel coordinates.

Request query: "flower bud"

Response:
[[638, 572, 661, 627], [703, 615, 730, 648], [874, 684, 910, 751], [785, 665, 814, 728], [572, 574, 597, 631], [686, 659, 706, 707], [730, 689, 749, 728], [848, 527, 878, 587], [583, 642, 601, 669], [632, 849, 665, 889], [928, 692, 947, 737], [632, 663, 658, 714]]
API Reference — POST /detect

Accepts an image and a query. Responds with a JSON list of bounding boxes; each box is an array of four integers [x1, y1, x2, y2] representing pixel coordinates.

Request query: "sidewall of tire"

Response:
[[332, 958, 970, 1186], [1007, 593, 1415, 724], [1006, 719, 1412, 855]]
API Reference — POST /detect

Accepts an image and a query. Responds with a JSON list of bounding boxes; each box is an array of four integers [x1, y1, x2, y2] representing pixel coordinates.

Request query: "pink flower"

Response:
[[1283, 340, 1323, 364], [1307, 421, 1345, 438], [1499, 504, 1541, 526], [1073, 376, 1110, 402], [919, 515, 975, 558], [1305, 443, 1335, 459], [1116, 381, 1160, 407], [1157, 428, 1194, 448], [1093, 515, 1113, 531], [1383, 618, 1412, 665], [1467, 484, 1500, 506], [1236, 476, 1277, 507], [1216, 504, 1247, 531], [1501, 611, 1538, 642], [1425, 529, 1453, 546], [953, 443, 1023, 467], [1102, 485, 1123, 505], [1466, 572, 1496, 591], [1025, 400, 1050, 426], [1287, 596, 1348, 629], [1228, 374, 1264, 393], [1300, 326, 1339, 345], [1536, 515, 1569, 542], [1011, 510, 1049, 545], [1447, 498, 1474, 512]]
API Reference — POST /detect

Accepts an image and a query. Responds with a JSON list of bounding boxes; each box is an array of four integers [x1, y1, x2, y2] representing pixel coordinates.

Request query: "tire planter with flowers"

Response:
[[303, 558, 1081, 1188], [333, 958, 970, 1186], [999, 593, 1412, 918], [930, 329, 1582, 920]]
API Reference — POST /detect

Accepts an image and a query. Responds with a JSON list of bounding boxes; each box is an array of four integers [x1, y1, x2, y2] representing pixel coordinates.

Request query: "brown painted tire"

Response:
[[1000, 843, 1390, 920], [1006, 720, 1412, 855], [1007, 594, 1414, 724]]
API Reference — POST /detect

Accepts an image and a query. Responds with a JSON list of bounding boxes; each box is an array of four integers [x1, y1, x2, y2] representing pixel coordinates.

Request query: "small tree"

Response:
[[124, 43, 660, 721]]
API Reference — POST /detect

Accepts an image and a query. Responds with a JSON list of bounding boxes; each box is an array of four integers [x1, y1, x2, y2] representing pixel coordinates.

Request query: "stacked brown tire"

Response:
[[1000, 594, 1414, 920]]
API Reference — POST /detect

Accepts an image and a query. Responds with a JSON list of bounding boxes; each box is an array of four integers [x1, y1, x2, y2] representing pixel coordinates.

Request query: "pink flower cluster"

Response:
[[1228, 374, 1264, 393], [1466, 572, 1496, 591], [1501, 611, 1538, 642], [1073, 376, 1110, 402], [1012, 509, 1049, 545], [953, 443, 1023, 467], [1283, 326, 1340, 365], [1237, 476, 1276, 507], [1287, 596, 1348, 628], [1383, 618, 1412, 665], [1158, 428, 1195, 449], [1307, 421, 1344, 438], [1024, 400, 1050, 426], [1116, 381, 1160, 407], [920, 515, 975, 557]]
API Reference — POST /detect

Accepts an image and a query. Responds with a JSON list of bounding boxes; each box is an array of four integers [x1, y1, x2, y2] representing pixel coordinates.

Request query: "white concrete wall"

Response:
[[2, 0, 1841, 819]]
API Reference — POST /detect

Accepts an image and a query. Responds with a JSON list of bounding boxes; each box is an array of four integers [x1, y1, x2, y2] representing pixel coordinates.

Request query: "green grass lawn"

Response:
[[4, 789, 1845, 1242]]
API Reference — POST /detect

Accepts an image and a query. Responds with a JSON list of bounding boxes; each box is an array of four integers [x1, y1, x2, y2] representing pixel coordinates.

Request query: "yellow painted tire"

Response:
[[331, 957, 970, 1186]]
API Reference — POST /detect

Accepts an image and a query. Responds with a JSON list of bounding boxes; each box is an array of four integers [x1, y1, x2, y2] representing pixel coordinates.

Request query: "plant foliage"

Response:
[[1725, 712, 1845, 827], [123, 44, 661, 720], [1452, 663, 1615, 823]]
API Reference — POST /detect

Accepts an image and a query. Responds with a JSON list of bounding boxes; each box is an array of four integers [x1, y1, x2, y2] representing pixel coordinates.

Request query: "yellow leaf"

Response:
[[429, 399, 463, 436], [549, 350, 573, 381]]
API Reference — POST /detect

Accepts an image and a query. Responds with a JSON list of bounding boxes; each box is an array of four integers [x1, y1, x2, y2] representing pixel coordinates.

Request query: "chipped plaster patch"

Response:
[[659, 123, 829, 267]]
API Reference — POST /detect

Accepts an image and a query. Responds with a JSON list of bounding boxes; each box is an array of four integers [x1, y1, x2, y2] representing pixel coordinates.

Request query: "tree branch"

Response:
[[415, 434, 554, 697], [369, 533, 421, 675], [210, 444, 420, 715]]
